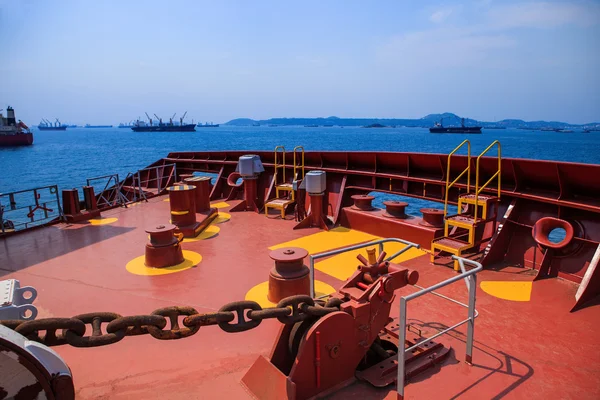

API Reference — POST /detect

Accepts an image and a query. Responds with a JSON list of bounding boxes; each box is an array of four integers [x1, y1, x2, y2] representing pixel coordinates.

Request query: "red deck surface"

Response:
[[1, 196, 599, 399]]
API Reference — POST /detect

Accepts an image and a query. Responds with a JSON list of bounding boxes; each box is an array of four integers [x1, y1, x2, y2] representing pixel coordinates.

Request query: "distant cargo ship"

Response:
[[430, 118, 481, 134], [118, 122, 133, 128], [131, 111, 196, 132], [0, 106, 33, 146], [38, 118, 67, 131], [85, 124, 113, 128], [197, 122, 219, 128]]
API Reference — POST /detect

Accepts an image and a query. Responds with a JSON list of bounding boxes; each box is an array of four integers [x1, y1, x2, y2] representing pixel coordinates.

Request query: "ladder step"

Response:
[[266, 198, 294, 208], [459, 194, 498, 206], [446, 214, 477, 227], [276, 183, 294, 191], [432, 237, 471, 251]]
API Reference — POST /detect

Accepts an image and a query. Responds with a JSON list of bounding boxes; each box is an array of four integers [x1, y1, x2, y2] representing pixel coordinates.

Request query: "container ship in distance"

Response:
[[131, 111, 196, 132], [1, 142, 600, 399], [38, 118, 67, 131], [0, 106, 33, 146], [430, 117, 482, 133]]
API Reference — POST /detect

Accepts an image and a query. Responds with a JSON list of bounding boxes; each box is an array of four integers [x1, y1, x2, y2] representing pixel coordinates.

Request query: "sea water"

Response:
[[1, 126, 599, 218]]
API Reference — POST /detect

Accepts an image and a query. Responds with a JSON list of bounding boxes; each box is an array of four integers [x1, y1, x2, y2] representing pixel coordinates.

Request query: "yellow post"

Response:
[[474, 141, 501, 220], [444, 140, 471, 218]]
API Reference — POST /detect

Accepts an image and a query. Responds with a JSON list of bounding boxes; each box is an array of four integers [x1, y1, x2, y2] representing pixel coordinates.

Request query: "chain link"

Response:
[[0, 295, 343, 348]]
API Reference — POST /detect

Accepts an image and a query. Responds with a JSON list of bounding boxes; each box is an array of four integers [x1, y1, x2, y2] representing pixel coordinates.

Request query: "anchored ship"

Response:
[[131, 112, 196, 132], [85, 124, 113, 128], [1, 142, 600, 399], [197, 122, 219, 128], [430, 118, 482, 134], [0, 106, 33, 146], [38, 118, 67, 131]]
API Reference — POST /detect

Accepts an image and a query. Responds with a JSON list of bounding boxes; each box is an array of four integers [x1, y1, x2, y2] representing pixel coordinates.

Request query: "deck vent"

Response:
[[238, 155, 264, 177], [305, 170, 326, 195]]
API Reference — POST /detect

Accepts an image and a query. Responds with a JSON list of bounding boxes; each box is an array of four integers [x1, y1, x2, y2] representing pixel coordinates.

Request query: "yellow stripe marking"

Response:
[[89, 217, 118, 226], [213, 212, 231, 224], [211, 201, 230, 209], [182, 225, 220, 242], [480, 281, 532, 302], [126, 250, 202, 276], [171, 210, 189, 215], [245, 280, 336, 308]]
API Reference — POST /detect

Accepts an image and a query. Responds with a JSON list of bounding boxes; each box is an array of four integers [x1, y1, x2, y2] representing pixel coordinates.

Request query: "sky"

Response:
[[1, 0, 599, 125]]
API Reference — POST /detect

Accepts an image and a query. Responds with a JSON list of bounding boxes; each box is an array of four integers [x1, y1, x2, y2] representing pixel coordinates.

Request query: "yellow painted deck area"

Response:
[[268, 226, 426, 281], [480, 280, 533, 302], [315, 241, 426, 280], [269, 227, 378, 253]]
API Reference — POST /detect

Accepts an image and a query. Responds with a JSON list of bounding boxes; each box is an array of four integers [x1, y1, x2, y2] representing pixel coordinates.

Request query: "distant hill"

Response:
[[225, 113, 599, 130]]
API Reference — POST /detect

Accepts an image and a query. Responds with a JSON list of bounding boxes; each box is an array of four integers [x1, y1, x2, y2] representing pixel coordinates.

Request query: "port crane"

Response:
[[153, 114, 163, 125], [180, 111, 188, 126], [169, 113, 176, 125]]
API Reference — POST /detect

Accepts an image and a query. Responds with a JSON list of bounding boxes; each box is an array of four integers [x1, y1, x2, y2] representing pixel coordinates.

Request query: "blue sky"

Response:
[[1, 0, 599, 124]]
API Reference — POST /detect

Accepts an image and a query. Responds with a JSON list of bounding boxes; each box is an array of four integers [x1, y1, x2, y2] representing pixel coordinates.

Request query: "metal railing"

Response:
[[293, 145, 305, 181], [308, 237, 421, 297], [0, 185, 64, 234], [87, 174, 129, 209], [274, 145, 286, 184], [115, 164, 177, 205], [474, 140, 501, 219], [444, 139, 471, 218], [396, 256, 481, 399]]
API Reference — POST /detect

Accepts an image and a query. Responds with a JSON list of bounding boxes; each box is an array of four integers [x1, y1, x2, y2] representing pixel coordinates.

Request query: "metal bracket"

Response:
[[0, 279, 38, 320]]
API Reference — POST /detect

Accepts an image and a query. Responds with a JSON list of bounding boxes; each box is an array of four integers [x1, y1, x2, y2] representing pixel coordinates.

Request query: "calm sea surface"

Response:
[[1, 126, 599, 218]]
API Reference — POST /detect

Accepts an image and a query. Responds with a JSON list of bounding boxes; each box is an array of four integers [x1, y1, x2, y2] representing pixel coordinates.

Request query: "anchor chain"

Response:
[[0, 295, 343, 348]]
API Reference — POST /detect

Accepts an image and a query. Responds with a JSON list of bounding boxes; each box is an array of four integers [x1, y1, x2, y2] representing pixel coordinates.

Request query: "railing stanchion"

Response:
[[466, 272, 476, 364], [397, 297, 407, 399]]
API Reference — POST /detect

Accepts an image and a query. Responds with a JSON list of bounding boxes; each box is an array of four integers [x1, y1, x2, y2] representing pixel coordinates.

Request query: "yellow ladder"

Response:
[[265, 145, 305, 218], [431, 140, 502, 270]]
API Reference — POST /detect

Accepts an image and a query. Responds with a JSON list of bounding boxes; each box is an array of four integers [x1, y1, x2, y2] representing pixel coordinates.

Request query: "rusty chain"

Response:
[[0, 295, 343, 348]]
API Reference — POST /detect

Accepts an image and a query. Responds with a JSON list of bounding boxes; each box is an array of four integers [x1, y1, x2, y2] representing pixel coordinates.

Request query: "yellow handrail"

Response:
[[474, 140, 501, 220], [293, 146, 305, 180], [274, 145, 286, 183], [444, 140, 471, 217]]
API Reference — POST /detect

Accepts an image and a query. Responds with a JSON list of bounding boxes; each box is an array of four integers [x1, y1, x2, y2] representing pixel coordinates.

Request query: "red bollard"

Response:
[[62, 189, 81, 216], [177, 173, 193, 184], [383, 201, 408, 218], [83, 186, 98, 211], [183, 176, 211, 213], [268, 247, 310, 303], [419, 208, 445, 227], [145, 224, 184, 268], [351, 194, 375, 211], [167, 185, 202, 237]]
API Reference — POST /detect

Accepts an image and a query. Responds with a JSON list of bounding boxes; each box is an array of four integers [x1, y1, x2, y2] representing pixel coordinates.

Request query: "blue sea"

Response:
[[1, 126, 599, 222]]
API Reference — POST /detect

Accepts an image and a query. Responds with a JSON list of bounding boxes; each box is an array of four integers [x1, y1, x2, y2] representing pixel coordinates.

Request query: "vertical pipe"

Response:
[[397, 297, 407, 400], [379, 242, 384, 258], [310, 256, 316, 298], [466, 273, 476, 364]]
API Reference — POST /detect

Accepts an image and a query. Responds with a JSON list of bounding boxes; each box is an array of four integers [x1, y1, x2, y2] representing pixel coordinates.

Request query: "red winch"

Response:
[[242, 250, 451, 400]]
